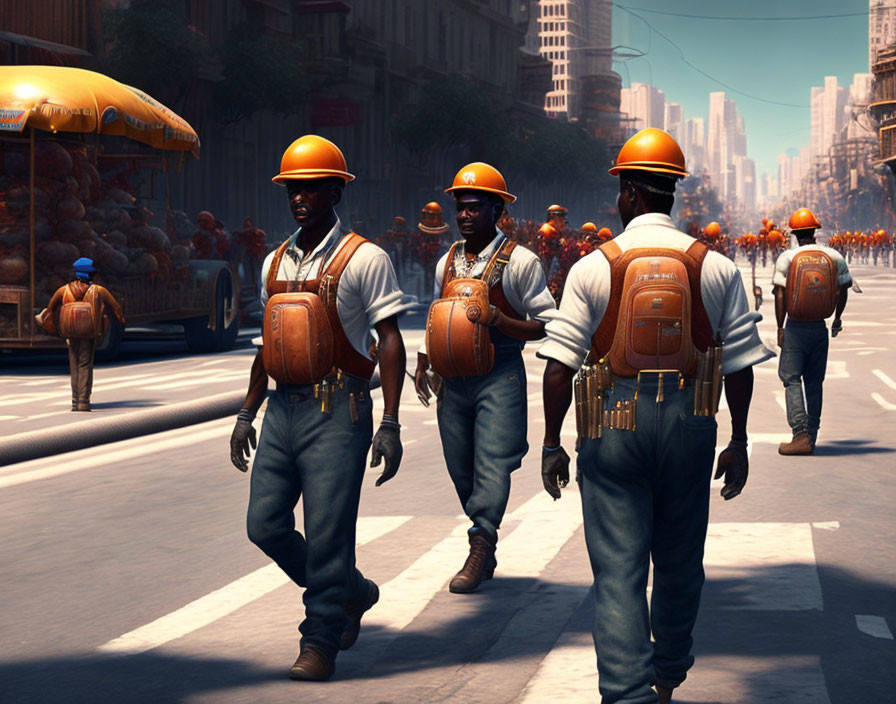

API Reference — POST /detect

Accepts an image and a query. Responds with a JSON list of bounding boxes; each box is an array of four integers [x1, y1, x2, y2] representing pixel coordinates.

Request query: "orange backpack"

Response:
[[425, 238, 516, 378], [59, 284, 103, 339], [785, 250, 838, 321], [590, 240, 713, 377], [262, 233, 372, 384]]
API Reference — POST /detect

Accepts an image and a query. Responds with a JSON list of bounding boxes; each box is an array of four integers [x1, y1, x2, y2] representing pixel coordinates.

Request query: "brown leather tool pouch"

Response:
[[262, 292, 335, 384], [426, 277, 494, 378]]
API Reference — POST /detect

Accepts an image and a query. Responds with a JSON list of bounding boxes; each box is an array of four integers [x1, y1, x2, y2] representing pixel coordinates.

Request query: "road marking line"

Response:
[[519, 522, 829, 703], [774, 390, 787, 412], [872, 369, 896, 391], [0, 368, 251, 406], [871, 392, 896, 411], [856, 615, 894, 640], [0, 415, 19, 421], [0, 420, 232, 488], [812, 521, 840, 531], [97, 516, 412, 655], [704, 523, 823, 610]]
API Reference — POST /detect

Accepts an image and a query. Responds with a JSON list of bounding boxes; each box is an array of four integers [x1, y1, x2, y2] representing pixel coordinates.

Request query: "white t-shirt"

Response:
[[259, 218, 404, 360], [772, 243, 852, 288], [537, 213, 774, 376], [420, 229, 556, 354]]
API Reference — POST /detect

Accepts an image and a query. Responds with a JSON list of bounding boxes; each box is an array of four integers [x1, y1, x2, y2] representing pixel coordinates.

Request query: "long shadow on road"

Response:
[[1, 567, 892, 703]]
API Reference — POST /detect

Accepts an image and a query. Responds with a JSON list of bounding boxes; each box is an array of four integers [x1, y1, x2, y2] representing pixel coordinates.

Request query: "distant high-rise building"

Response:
[[850, 72, 873, 104], [809, 77, 847, 173], [870, 0, 896, 70], [536, 0, 613, 120], [707, 92, 743, 200], [664, 102, 683, 143], [620, 82, 665, 131], [683, 117, 706, 173]]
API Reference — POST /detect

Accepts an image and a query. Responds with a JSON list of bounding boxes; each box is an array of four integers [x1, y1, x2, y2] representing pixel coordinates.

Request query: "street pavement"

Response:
[[0, 262, 894, 703]]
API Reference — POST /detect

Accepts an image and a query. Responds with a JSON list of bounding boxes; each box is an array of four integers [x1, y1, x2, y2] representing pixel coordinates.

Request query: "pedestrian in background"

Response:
[[775, 208, 851, 455], [41, 257, 125, 412]]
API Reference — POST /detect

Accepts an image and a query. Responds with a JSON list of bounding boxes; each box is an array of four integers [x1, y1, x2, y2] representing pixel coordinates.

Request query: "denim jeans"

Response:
[[246, 376, 373, 659], [577, 375, 717, 704], [778, 320, 828, 443], [436, 349, 529, 539]]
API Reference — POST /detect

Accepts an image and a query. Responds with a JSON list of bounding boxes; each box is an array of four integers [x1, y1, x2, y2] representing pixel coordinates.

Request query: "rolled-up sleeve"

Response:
[[772, 252, 790, 288], [717, 270, 775, 375], [537, 258, 604, 370], [358, 249, 405, 325], [507, 251, 556, 322], [835, 257, 852, 287]]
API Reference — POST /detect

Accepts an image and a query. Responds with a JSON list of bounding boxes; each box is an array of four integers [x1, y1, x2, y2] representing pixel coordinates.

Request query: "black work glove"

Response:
[[714, 439, 749, 500], [371, 417, 403, 486], [541, 445, 570, 500], [230, 409, 257, 472]]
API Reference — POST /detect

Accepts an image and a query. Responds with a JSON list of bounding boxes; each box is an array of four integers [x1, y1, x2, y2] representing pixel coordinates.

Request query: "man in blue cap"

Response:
[[45, 258, 125, 411]]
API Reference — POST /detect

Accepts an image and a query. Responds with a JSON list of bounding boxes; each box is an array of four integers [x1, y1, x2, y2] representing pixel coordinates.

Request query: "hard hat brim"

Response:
[[609, 162, 689, 178], [272, 168, 355, 184], [444, 184, 517, 203], [417, 223, 450, 235]]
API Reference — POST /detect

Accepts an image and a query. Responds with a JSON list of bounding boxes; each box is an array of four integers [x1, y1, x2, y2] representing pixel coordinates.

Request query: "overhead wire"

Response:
[[616, 5, 810, 109], [614, 6, 869, 22]]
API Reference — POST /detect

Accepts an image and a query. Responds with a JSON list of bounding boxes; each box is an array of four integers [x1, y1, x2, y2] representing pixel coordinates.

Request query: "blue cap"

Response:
[[73, 257, 96, 273]]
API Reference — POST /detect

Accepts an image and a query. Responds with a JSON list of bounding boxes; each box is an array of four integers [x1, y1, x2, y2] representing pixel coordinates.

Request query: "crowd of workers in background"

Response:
[[183, 203, 895, 308]]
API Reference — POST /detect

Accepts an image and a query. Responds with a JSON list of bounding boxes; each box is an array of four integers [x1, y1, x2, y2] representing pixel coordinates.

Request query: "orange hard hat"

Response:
[[538, 223, 559, 239], [768, 230, 785, 246], [788, 207, 821, 231], [547, 204, 567, 213], [272, 135, 354, 184], [597, 227, 613, 240], [581, 222, 598, 232], [422, 201, 443, 215], [609, 128, 688, 178], [445, 162, 516, 203], [704, 221, 721, 238]]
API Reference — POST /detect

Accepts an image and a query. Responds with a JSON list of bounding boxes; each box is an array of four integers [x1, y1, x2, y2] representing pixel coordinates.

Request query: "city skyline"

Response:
[[612, 0, 870, 180]]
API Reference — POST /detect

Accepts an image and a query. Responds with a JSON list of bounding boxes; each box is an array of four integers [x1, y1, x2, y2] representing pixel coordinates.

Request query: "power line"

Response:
[[614, 5, 868, 21], [617, 5, 810, 109]]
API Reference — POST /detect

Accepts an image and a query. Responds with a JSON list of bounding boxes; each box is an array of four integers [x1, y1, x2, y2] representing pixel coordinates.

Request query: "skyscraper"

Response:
[[707, 92, 744, 201], [664, 102, 683, 143], [536, 0, 613, 120], [619, 82, 665, 131], [870, 0, 896, 70]]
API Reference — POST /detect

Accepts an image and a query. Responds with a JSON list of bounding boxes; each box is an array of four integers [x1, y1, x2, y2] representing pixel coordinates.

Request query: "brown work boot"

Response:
[[778, 433, 814, 455], [655, 684, 674, 704], [449, 531, 497, 594], [339, 579, 379, 650], [288, 646, 335, 681], [76, 401, 91, 412], [71, 399, 78, 412]]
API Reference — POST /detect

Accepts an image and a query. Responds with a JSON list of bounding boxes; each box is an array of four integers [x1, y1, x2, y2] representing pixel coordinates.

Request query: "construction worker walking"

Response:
[[775, 208, 851, 455], [229, 135, 406, 681], [415, 162, 555, 593], [539, 129, 772, 704], [43, 257, 125, 412]]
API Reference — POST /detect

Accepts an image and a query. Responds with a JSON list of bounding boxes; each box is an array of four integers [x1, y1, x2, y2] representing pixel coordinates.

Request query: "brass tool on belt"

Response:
[[693, 345, 724, 417], [349, 392, 359, 423], [313, 370, 344, 414]]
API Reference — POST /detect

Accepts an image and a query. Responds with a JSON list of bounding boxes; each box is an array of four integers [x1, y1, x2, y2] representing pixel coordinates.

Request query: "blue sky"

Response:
[[611, 0, 870, 178]]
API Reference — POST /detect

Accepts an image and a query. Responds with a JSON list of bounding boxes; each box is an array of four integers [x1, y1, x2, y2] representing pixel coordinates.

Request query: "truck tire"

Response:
[[95, 317, 124, 362], [184, 268, 239, 353]]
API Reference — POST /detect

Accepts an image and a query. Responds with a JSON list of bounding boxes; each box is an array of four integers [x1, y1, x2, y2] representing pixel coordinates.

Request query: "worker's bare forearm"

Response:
[[495, 314, 546, 341], [542, 359, 576, 447], [724, 366, 753, 442], [375, 316, 406, 419], [835, 285, 848, 319], [241, 350, 269, 415], [774, 286, 786, 329]]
